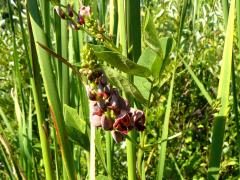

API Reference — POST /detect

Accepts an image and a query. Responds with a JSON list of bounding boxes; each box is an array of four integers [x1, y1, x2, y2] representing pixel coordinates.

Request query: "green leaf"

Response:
[[91, 45, 151, 77], [134, 48, 158, 100], [104, 67, 147, 104], [138, 47, 159, 70], [64, 105, 90, 151]]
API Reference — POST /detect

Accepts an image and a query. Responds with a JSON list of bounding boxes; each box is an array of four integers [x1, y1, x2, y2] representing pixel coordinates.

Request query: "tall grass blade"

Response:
[[236, 0, 240, 174], [156, 69, 175, 180], [27, 15, 54, 179], [208, 0, 235, 179], [27, 0, 76, 179]]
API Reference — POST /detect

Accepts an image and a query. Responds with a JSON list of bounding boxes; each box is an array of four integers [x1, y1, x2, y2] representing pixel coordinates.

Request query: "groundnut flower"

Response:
[[111, 130, 124, 143], [79, 6, 91, 17], [77, 6, 91, 25], [113, 110, 133, 134], [131, 109, 145, 131]]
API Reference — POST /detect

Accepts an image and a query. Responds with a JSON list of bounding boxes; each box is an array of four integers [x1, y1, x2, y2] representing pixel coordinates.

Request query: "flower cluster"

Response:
[[54, 4, 91, 29], [54, 5, 105, 42], [81, 46, 146, 143]]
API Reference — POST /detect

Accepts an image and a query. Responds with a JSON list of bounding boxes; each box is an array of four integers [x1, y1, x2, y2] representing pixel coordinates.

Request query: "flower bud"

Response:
[[130, 108, 145, 131], [54, 6, 66, 19], [67, 4, 74, 17], [101, 115, 113, 130]]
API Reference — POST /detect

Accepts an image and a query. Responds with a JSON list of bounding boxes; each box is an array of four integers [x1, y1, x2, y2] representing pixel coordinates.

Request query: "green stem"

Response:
[[106, 131, 113, 178]]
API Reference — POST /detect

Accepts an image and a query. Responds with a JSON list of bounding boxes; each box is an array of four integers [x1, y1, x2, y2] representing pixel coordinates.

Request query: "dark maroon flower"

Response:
[[107, 90, 128, 114], [90, 114, 102, 127], [131, 108, 145, 131], [111, 130, 124, 143], [113, 110, 133, 134], [54, 6, 66, 19], [101, 115, 113, 130], [67, 4, 74, 17]]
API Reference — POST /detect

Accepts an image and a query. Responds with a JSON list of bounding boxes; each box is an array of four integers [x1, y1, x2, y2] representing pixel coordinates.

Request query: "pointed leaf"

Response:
[[104, 67, 147, 104], [64, 105, 90, 151], [91, 45, 151, 77]]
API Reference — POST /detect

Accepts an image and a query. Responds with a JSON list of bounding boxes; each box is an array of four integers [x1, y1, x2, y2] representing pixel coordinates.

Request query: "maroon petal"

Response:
[[131, 109, 145, 131], [111, 130, 124, 143], [78, 14, 85, 25], [113, 110, 133, 134], [107, 90, 128, 114]]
